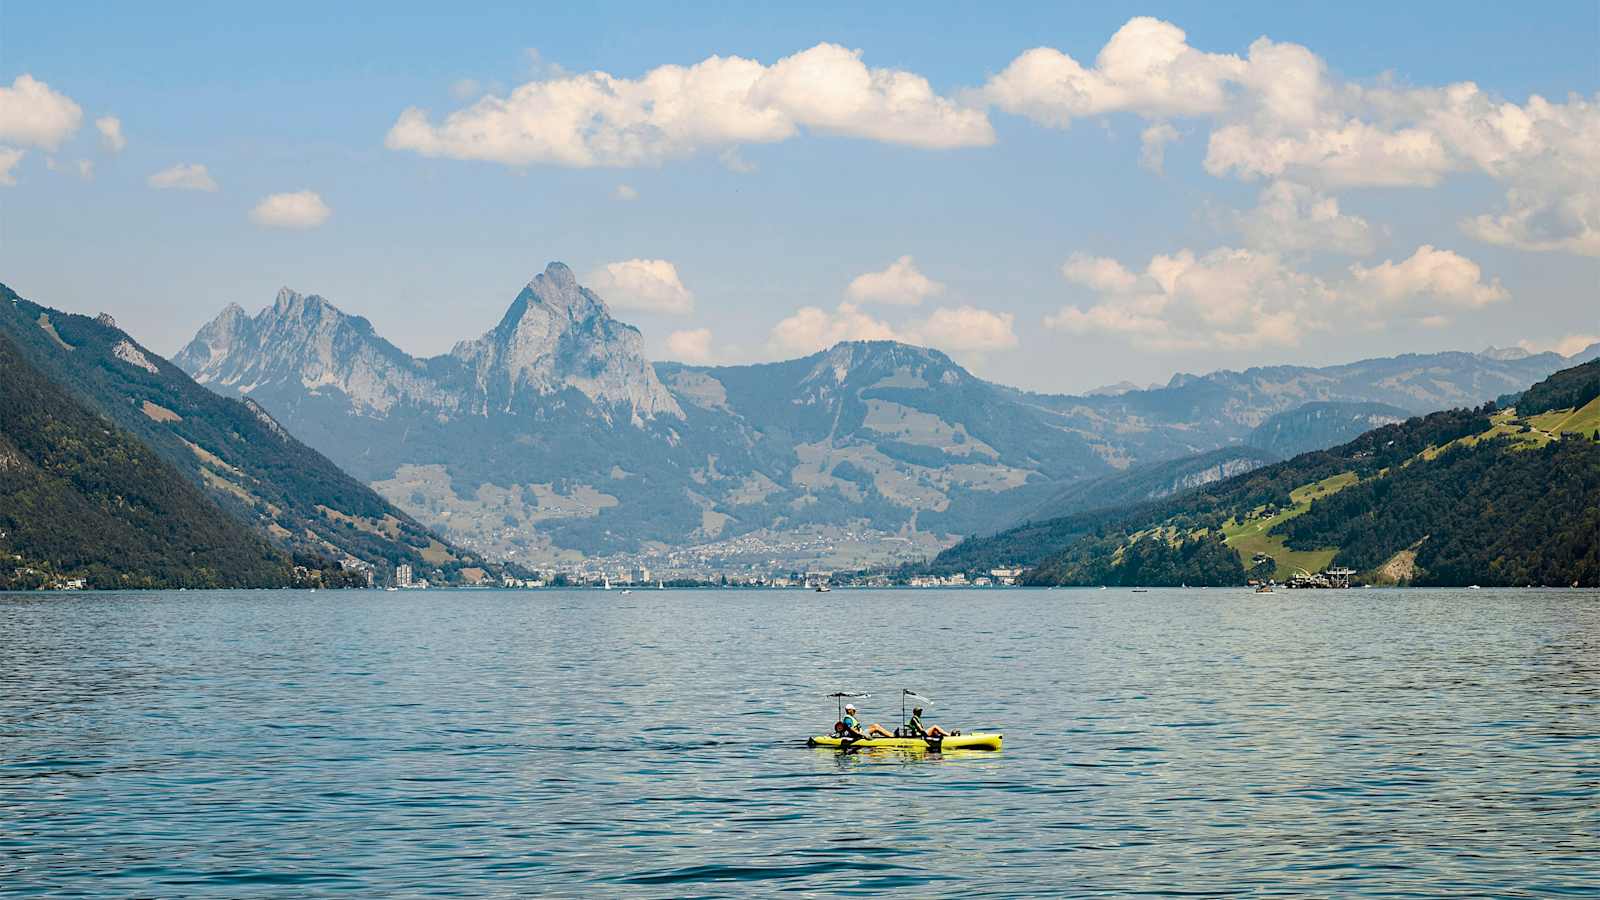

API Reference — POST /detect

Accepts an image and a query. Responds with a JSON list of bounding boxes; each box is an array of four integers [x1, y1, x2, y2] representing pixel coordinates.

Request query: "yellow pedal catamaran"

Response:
[[807, 690, 1002, 751]]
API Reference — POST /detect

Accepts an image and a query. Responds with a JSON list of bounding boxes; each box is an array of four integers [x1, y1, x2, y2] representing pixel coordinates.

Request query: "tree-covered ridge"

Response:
[[1277, 439, 1599, 586], [0, 332, 297, 589], [0, 284, 495, 585], [1515, 358, 1600, 417], [1028, 531, 1245, 587], [934, 359, 1600, 586], [939, 406, 1491, 569]]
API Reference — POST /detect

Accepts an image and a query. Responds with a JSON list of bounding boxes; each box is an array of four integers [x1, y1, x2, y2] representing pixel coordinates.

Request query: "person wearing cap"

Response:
[[905, 706, 950, 739], [837, 704, 894, 740]]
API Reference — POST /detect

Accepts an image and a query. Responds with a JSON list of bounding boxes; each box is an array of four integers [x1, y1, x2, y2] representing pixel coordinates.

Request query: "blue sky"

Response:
[[3, 2, 1596, 391]]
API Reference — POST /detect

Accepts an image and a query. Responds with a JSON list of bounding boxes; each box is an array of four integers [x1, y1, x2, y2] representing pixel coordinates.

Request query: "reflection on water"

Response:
[[2, 588, 1596, 896]]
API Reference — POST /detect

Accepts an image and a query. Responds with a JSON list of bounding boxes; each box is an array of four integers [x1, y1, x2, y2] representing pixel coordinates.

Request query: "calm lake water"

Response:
[[2, 587, 1596, 896]]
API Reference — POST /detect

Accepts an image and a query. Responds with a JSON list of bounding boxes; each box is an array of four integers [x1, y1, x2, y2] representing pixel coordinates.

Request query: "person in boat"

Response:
[[904, 706, 951, 739], [837, 704, 894, 740]]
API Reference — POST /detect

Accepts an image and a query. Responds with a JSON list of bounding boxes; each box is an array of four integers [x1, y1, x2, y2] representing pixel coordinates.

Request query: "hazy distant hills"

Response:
[[174, 261, 1594, 566], [1017, 446, 1280, 527], [0, 283, 493, 587], [1245, 401, 1412, 459], [933, 358, 1600, 588]]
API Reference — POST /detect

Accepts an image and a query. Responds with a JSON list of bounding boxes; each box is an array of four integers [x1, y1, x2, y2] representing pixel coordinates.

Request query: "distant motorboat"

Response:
[[621, 588, 633, 595], [1255, 584, 1274, 594], [815, 584, 832, 592], [1468, 585, 1482, 590]]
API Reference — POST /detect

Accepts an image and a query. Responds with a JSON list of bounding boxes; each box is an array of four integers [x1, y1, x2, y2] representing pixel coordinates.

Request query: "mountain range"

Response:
[[0, 283, 496, 588], [173, 262, 1598, 570]]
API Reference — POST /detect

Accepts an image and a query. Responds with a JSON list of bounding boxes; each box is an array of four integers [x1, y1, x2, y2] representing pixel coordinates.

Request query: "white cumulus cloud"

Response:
[[1462, 184, 1600, 257], [768, 303, 903, 356], [1139, 122, 1179, 173], [0, 74, 83, 150], [249, 190, 331, 229], [386, 42, 992, 169], [915, 305, 1018, 353], [1347, 244, 1507, 310], [95, 115, 125, 153], [845, 255, 945, 306], [587, 259, 694, 314], [1062, 253, 1139, 293], [984, 18, 1600, 257], [1046, 243, 1505, 350], [984, 18, 1246, 126], [0, 146, 23, 186], [148, 163, 218, 192], [1234, 180, 1375, 255], [665, 327, 716, 363], [766, 299, 1017, 359]]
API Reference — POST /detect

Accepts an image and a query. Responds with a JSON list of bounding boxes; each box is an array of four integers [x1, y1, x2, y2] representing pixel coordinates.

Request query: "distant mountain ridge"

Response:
[[1016, 446, 1279, 527], [1245, 401, 1412, 459], [172, 262, 1594, 566]]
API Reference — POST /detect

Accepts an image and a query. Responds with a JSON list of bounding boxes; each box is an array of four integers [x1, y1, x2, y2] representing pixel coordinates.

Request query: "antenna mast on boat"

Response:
[[827, 691, 869, 722]]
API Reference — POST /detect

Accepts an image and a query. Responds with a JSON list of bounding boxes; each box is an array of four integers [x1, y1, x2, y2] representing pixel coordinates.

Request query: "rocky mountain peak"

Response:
[[540, 261, 578, 291], [1480, 345, 1533, 361], [176, 264, 681, 423], [175, 287, 436, 414], [270, 287, 340, 323], [494, 262, 605, 331], [455, 262, 681, 420], [801, 340, 968, 393]]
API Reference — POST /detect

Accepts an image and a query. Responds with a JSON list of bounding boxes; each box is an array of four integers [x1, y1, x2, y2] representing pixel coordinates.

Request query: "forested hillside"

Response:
[[0, 332, 299, 589], [933, 360, 1600, 587], [1516, 358, 1600, 418]]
